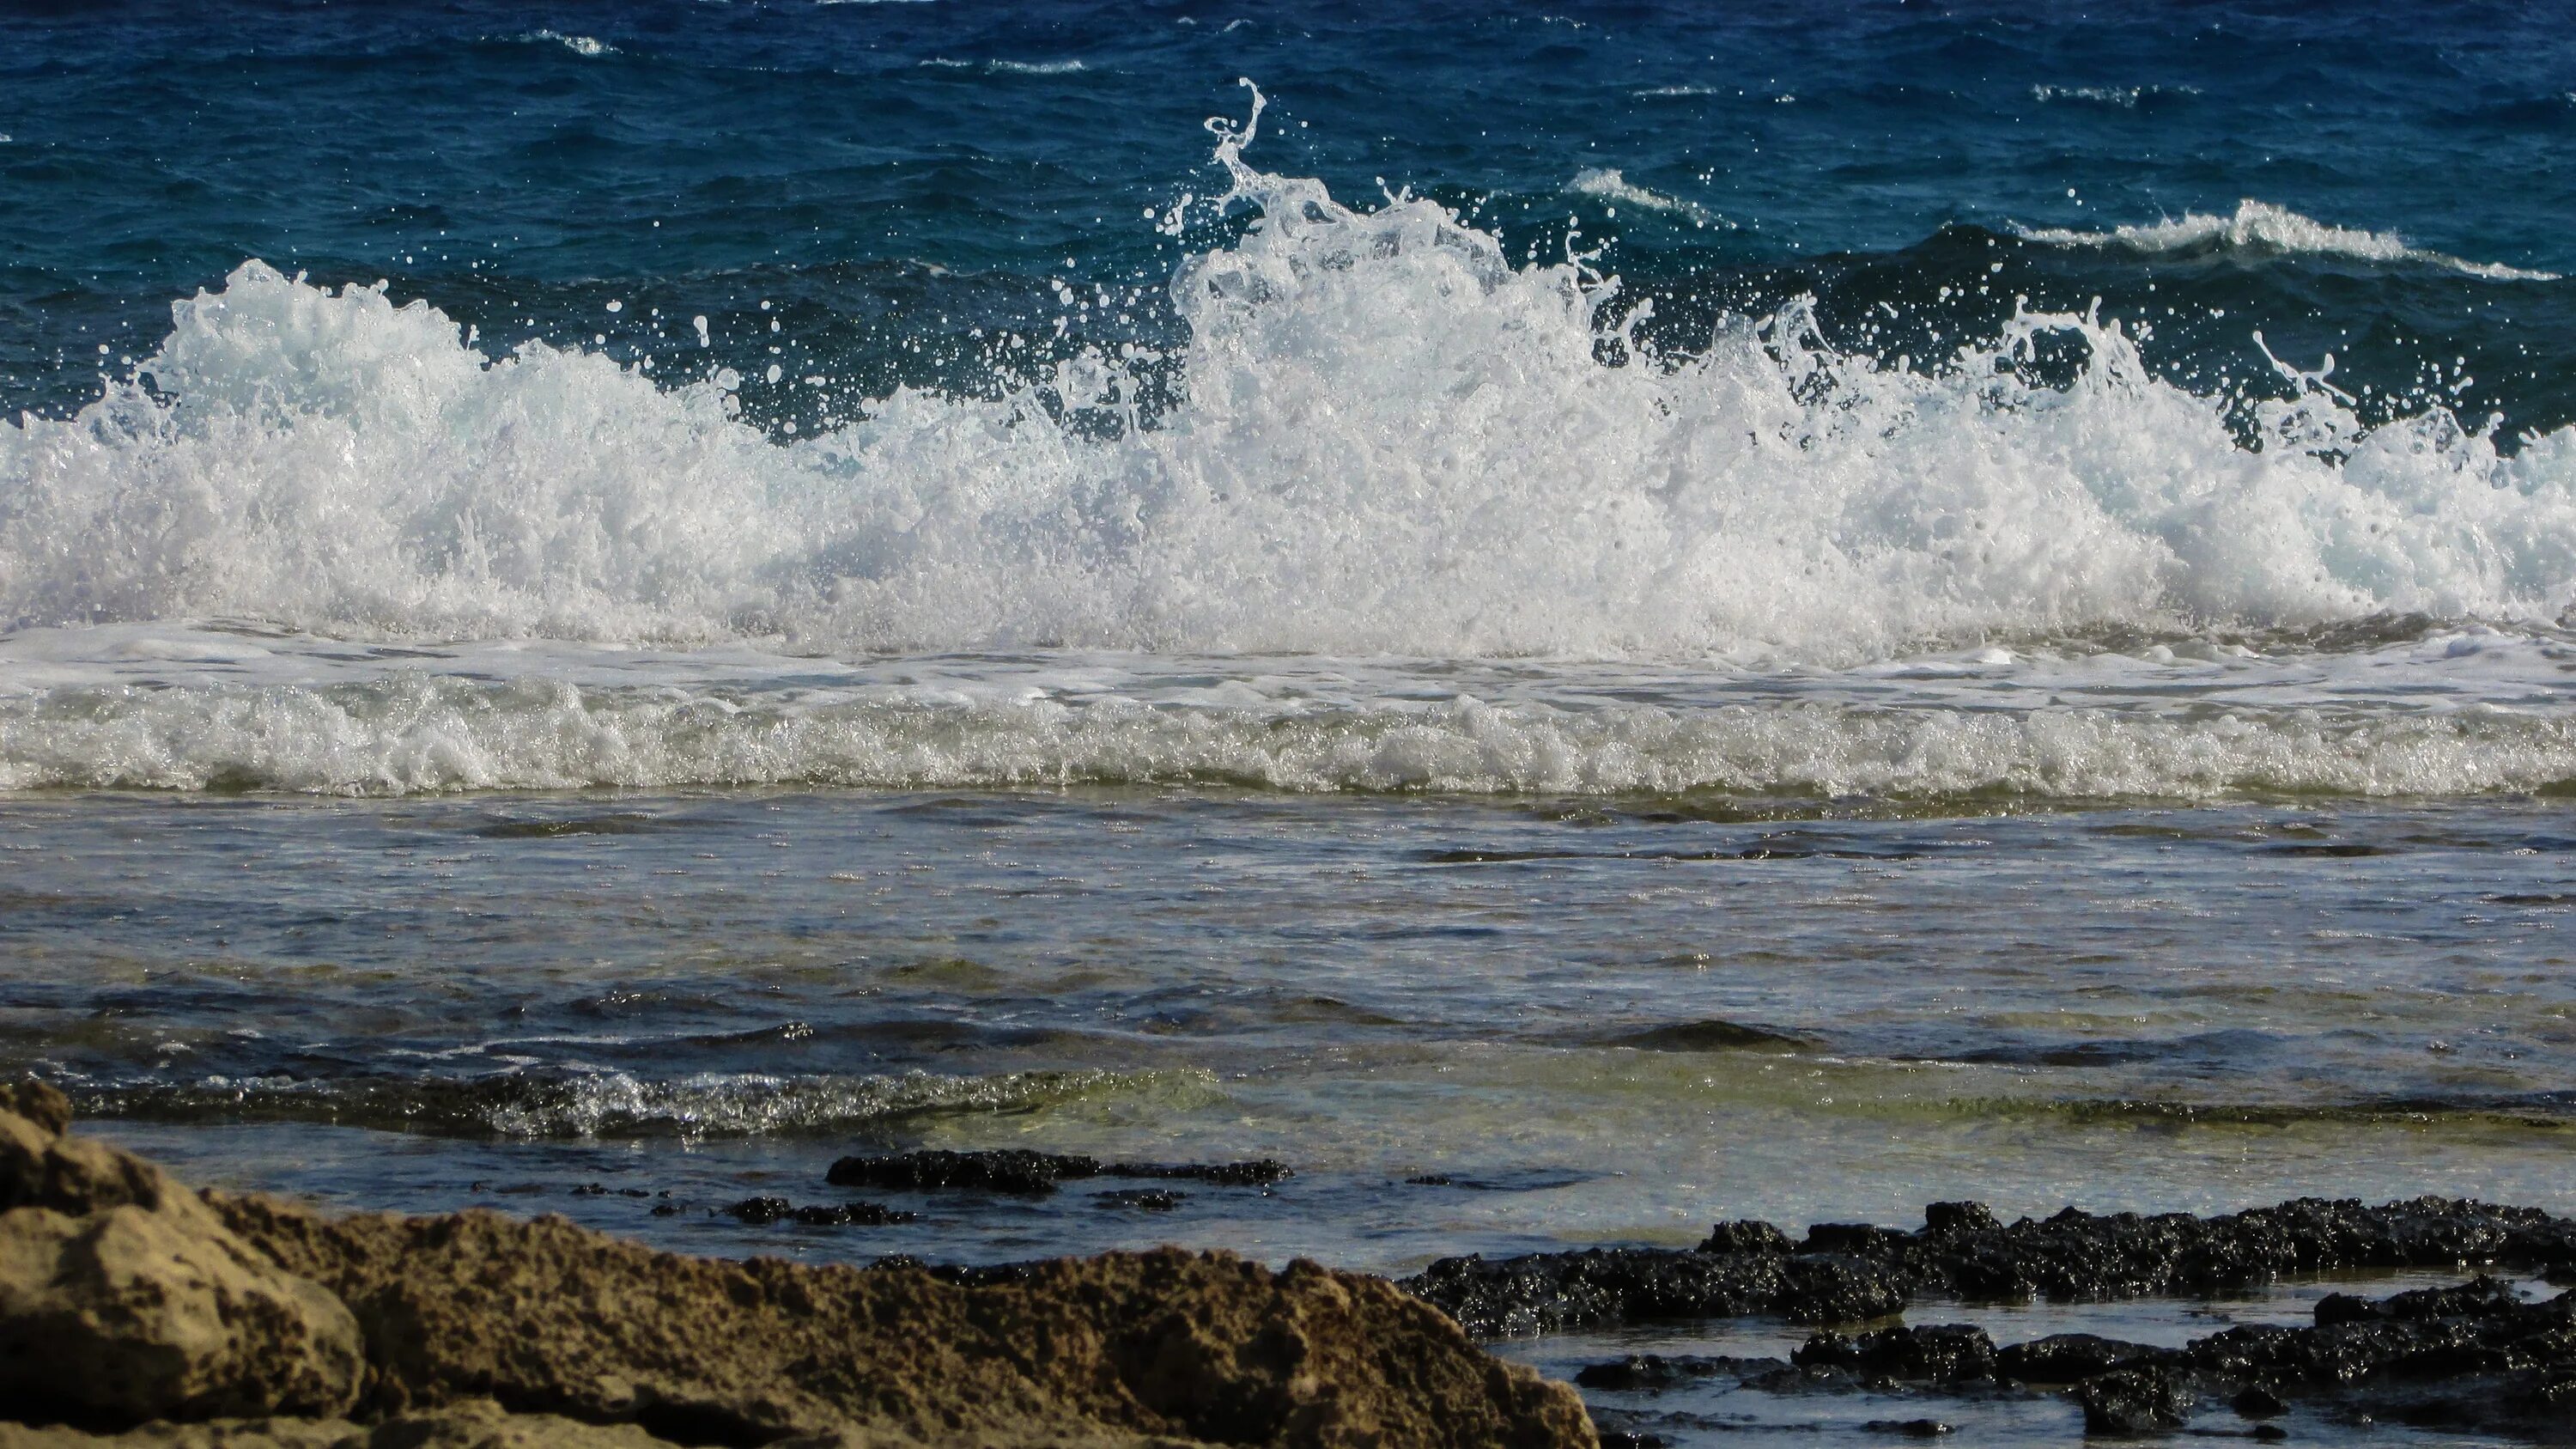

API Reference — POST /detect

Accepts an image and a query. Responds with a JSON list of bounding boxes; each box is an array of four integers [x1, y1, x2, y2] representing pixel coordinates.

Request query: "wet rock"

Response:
[[1777, 1251, 1909, 1324], [2078, 1367, 2190, 1434], [1996, 1333, 2173, 1384], [1403, 1246, 1786, 1336], [824, 1148, 1099, 1195], [1793, 1324, 1996, 1382], [1800, 1223, 1911, 1255], [1107, 1159, 1291, 1186], [822, 1148, 1291, 1196], [721, 1197, 913, 1227], [1094, 1189, 1185, 1213], [1923, 1201, 2000, 1235], [1697, 1220, 1790, 1255], [2180, 1274, 2576, 1434], [0, 1087, 363, 1427], [1861, 1420, 1953, 1438], [1572, 1355, 1766, 1391], [1406, 1195, 2576, 1336], [2231, 1385, 2287, 1418]]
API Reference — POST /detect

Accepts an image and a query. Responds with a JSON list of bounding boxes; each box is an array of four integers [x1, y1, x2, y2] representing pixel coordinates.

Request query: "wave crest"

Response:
[[3, 95, 2575, 662]]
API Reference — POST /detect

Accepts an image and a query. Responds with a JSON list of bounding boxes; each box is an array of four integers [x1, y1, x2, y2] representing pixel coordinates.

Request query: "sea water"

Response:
[[3, 3, 2573, 1444]]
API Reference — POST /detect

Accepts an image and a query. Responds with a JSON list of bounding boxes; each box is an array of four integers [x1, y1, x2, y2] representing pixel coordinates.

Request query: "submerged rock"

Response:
[[1792, 1324, 1997, 1383], [720, 1197, 915, 1227], [0, 1085, 1590, 1449], [2077, 1367, 2190, 1434], [822, 1149, 1292, 1196]]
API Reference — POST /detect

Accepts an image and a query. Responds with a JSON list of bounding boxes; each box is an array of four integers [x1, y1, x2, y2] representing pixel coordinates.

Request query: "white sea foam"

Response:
[[3, 666, 2570, 799], [528, 30, 611, 57], [2029, 84, 2198, 108], [3, 92, 2574, 673], [2018, 198, 2558, 281], [923, 58, 1086, 75], [1568, 167, 1726, 227]]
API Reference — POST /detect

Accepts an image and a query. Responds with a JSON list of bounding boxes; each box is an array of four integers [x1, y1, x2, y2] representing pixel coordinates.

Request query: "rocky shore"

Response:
[[0, 1084, 1590, 1449], [12, 1083, 2576, 1446]]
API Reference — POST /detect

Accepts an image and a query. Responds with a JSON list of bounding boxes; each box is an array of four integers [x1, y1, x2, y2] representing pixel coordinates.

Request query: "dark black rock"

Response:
[[790, 1201, 914, 1226], [1996, 1333, 2174, 1384], [724, 1196, 914, 1226], [1861, 1420, 1953, 1438], [1777, 1251, 1910, 1324], [1698, 1219, 1792, 1255], [1404, 1247, 1786, 1336], [1794, 1324, 1996, 1382], [1923, 1201, 2001, 1235], [1093, 1188, 1184, 1212], [1594, 1433, 1666, 1449], [2079, 1366, 2190, 1434], [820, 1148, 1291, 1195], [1407, 1174, 1454, 1186], [1104, 1158, 1292, 1185], [1573, 1355, 1751, 1391], [1404, 1195, 2576, 1336], [823, 1149, 1099, 1195], [2231, 1385, 2287, 1418], [1802, 1221, 1913, 1255]]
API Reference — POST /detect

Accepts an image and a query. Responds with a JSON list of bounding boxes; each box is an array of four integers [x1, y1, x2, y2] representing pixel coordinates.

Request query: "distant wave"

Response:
[[2028, 83, 2197, 108], [2017, 198, 2559, 281], [922, 57, 1087, 75], [526, 29, 611, 57]]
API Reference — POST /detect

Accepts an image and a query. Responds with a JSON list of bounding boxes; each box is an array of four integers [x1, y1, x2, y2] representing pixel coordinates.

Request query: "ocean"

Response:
[[3, 2, 2573, 1442]]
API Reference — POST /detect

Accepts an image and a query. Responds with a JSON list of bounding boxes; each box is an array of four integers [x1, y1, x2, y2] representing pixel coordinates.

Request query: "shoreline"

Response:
[[10, 1085, 2576, 1446]]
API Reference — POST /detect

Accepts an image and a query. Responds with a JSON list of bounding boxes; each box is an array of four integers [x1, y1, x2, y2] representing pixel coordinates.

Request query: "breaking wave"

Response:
[[3, 88, 2574, 666], [2017, 198, 2561, 281], [4, 675, 2571, 799]]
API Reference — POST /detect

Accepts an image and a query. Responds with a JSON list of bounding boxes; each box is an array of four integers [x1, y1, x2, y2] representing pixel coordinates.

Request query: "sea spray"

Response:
[[3, 93, 2575, 662]]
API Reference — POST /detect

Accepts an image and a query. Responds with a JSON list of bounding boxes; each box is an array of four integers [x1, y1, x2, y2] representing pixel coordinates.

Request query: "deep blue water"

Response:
[[6, 0, 2573, 435]]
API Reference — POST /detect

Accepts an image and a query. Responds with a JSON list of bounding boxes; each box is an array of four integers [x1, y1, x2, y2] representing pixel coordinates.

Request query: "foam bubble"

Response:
[[2018, 198, 2559, 280], [3, 100, 2575, 664]]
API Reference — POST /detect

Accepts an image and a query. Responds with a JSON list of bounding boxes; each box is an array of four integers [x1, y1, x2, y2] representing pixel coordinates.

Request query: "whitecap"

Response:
[[1567, 167, 1727, 227], [2017, 198, 2558, 281], [3, 86, 2573, 667], [526, 29, 611, 57]]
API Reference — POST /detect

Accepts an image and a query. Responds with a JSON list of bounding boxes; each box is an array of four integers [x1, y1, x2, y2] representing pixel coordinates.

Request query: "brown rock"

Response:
[[0, 1088, 1591, 1449], [210, 1193, 1587, 1448], [0, 1093, 364, 1426]]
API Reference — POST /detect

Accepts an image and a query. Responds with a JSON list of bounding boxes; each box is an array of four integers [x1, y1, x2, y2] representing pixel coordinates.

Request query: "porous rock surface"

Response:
[[0, 1081, 364, 1424], [1574, 1275, 2576, 1440], [0, 1084, 1592, 1449], [1404, 1196, 2576, 1335]]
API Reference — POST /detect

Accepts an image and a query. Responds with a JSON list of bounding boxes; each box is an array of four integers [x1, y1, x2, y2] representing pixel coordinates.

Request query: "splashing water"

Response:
[[3, 85, 2574, 664]]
